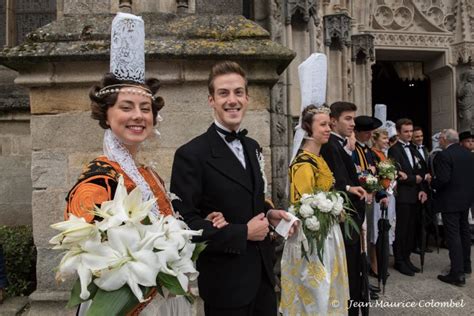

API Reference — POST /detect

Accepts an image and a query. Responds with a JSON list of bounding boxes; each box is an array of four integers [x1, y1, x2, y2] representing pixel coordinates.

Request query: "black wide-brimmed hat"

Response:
[[459, 131, 473, 141], [355, 116, 383, 131]]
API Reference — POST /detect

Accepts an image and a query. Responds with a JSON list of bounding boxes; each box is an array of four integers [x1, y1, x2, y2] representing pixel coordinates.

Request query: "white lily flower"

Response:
[[56, 236, 114, 300], [169, 242, 198, 291], [93, 224, 161, 302], [49, 214, 100, 250], [94, 176, 156, 231]]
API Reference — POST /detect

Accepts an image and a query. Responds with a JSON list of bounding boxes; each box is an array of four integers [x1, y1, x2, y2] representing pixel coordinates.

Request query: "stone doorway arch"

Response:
[[372, 47, 456, 139]]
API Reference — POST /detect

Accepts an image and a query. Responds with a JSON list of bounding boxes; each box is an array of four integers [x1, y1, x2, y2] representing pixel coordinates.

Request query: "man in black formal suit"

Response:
[[412, 126, 434, 254], [320, 102, 367, 316], [431, 129, 474, 286], [388, 118, 428, 276], [170, 61, 293, 316]]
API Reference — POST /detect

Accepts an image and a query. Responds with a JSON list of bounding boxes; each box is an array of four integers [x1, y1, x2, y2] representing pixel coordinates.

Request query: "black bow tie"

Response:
[[338, 138, 347, 147], [215, 125, 248, 143], [404, 144, 411, 148], [418, 145, 424, 150]]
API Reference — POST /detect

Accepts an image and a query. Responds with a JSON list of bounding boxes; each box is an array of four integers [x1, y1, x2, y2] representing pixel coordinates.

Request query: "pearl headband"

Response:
[[95, 84, 156, 101]]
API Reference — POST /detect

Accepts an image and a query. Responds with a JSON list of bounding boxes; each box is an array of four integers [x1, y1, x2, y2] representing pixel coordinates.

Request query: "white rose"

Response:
[[331, 195, 344, 215], [300, 194, 313, 205], [311, 192, 327, 208], [318, 198, 334, 213], [305, 216, 320, 231], [298, 204, 314, 218]]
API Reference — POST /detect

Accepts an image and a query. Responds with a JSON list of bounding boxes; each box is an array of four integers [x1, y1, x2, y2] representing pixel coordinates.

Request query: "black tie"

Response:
[[418, 145, 424, 150], [215, 125, 248, 143], [404, 144, 411, 148]]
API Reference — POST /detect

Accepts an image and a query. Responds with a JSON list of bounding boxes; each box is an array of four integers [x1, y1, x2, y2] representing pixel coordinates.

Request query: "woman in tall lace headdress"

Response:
[[280, 104, 349, 315], [65, 73, 226, 315]]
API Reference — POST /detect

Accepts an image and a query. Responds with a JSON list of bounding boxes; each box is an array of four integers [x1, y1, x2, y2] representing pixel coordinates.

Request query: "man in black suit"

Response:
[[170, 61, 293, 316], [412, 126, 434, 254], [388, 118, 428, 276], [320, 102, 367, 316], [431, 129, 474, 286]]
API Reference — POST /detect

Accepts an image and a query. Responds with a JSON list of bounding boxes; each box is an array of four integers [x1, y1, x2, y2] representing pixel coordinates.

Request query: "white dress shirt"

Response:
[[215, 120, 246, 169], [399, 140, 414, 167]]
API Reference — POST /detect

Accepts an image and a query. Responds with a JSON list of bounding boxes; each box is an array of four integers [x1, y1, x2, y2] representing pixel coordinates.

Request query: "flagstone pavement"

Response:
[[370, 246, 473, 316]]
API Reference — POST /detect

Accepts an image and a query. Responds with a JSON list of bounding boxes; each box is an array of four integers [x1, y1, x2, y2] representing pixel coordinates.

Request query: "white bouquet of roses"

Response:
[[289, 190, 358, 262], [50, 176, 204, 315]]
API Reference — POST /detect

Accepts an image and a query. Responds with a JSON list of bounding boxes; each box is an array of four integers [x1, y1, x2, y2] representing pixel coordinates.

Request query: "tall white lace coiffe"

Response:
[[110, 12, 145, 83], [103, 129, 159, 217], [290, 53, 328, 165]]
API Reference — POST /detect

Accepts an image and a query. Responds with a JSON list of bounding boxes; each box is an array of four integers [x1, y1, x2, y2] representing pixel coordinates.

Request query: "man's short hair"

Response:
[[413, 126, 423, 133], [441, 129, 459, 143], [208, 61, 248, 95], [329, 101, 357, 120], [396, 118, 413, 131]]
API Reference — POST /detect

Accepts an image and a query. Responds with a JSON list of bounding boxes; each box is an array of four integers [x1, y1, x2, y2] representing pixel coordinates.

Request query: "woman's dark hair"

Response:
[[89, 73, 164, 129], [301, 104, 329, 136]]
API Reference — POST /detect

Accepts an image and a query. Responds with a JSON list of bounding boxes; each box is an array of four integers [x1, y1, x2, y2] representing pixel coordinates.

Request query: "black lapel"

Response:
[[206, 125, 253, 193], [242, 137, 263, 195], [397, 142, 414, 171]]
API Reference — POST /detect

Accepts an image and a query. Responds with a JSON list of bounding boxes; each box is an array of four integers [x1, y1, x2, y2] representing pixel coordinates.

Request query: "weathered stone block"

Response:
[[11, 136, 31, 155], [35, 247, 73, 292], [196, 0, 243, 15], [0, 203, 32, 226], [32, 152, 68, 189], [32, 189, 67, 247], [0, 136, 12, 155], [31, 113, 103, 152], [30, 86, 90, 114], [271, 112, 289, 146], [63, 0, 111, 15], [271, 146, 289, 179], [0, 120, 30, 135]]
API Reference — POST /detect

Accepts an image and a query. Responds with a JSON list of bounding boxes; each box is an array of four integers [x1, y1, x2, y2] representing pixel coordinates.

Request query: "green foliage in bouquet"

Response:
[[290, 191, 359, 263], [377, 159, 397, 180]]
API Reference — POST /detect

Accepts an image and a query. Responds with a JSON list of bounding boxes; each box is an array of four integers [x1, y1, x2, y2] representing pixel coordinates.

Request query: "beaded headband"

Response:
[[95, 84, 156, 101], [307, 106, 330, 115]]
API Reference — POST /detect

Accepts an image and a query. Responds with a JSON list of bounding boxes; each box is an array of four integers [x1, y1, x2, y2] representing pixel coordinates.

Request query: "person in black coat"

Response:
[[320, 101, 367, 316], [431, 129, 474, 286], [388, 118, 428, 276], [170, 61, 293, 316]]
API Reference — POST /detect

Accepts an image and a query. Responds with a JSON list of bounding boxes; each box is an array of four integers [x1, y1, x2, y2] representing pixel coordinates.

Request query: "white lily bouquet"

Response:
[[289, 191, 358, 263], [50, 176, 204, 315]]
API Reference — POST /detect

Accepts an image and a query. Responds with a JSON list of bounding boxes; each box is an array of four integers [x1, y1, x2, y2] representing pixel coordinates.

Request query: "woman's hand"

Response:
[[206, 212, 228, 229]]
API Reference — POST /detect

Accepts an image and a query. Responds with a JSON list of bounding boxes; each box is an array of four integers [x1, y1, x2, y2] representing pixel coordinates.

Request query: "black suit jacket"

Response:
[[388, 142, 427, 204], [170, 124, 274, 308], [431, 144, 474, 213], [320, 134, 365, 243]]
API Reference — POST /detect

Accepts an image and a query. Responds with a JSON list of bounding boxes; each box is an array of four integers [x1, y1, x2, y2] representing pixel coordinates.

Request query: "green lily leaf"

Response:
[[191, 242, 207, 262], [85, 286, 153, 316], [157, 273, 186, 296], [67, 278, 98, 308]]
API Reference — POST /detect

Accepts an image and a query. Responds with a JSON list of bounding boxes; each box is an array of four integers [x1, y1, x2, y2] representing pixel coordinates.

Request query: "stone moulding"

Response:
[[451, 41, 474, 64], [284, 0, 320, 25], [372, 31, 454, 48], [323, 13, 352, 48], [0, 13, 295, 75], [351, 33, 375, 62]]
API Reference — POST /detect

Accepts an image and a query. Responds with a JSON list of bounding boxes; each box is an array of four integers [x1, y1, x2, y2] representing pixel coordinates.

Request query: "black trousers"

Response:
[[442, 209, 472, 276], [345, 238, 362, 316], [204, 273, 276, 316], [393, 203, 418, 263]]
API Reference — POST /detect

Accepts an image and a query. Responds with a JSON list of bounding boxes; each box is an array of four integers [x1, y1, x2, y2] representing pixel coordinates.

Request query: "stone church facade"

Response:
[[0, 0, 473, 313]]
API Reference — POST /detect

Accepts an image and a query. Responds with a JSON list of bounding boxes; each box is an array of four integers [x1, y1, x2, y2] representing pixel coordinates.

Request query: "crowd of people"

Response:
[[56, 54, 474, 316]]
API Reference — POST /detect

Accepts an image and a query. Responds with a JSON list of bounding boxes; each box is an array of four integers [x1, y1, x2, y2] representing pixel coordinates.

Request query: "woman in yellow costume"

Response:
[[280, 105, 349, 315]]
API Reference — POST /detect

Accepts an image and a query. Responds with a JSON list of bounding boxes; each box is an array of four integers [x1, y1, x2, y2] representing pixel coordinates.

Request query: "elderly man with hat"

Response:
[[352, 116, 388, 299], [459, 131, 474, 152]]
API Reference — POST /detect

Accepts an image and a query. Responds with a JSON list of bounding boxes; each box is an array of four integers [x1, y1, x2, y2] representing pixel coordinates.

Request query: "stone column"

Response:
[[0, 11, 293, 315]]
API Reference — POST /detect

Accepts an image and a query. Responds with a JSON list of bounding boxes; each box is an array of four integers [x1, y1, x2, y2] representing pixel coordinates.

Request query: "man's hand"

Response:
[[365, 193, 373, 204], [267, 209, 298, 237], [348, 186, 367, 200], [247, 213, 269, 241], [425, 173, 432, 184], [398, 171, 408, 180], [416, 175, 423, 184], [379, 197, 389, 208], [418, 191, 428, 204], [205, 212, 228, 229]]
